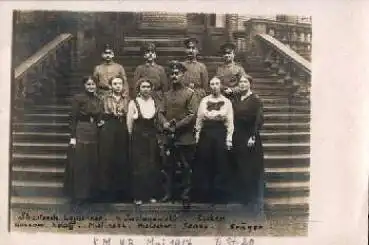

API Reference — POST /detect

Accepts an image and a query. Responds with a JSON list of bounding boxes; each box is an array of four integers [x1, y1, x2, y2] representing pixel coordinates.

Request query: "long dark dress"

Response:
[[64, 92, 102, 201], [98, 93, 130, 202], [129, 98, 162, 202], [193, 95, 234, 203], [232, 93, 264, 208]]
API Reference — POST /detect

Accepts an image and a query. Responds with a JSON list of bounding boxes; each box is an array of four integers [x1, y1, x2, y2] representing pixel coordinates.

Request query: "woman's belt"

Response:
[[102, 114, 126, 120], [78, 115, 97, 123]]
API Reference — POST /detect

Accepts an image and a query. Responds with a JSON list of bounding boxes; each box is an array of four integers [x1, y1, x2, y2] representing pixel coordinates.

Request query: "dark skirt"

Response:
[[130, 117, 162, 201], [232, 129, 264, 206], [64, 121, 99, 201], [192, 121, 233, 203], [98, 118, 130, 201]]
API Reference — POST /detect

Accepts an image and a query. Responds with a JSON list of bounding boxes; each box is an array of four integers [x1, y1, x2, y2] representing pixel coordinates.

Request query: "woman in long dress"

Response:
[[127, 78, 162, 205], [193, 77, 234, 204], [232, 75, 264, 212], [65, 76, 102, 204], [98, 76, 130, 202]]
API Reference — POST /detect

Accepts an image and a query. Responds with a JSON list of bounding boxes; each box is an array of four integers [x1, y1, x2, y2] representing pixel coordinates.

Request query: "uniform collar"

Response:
[[145, 62, 156, 67], [185, 59, 197, 63]]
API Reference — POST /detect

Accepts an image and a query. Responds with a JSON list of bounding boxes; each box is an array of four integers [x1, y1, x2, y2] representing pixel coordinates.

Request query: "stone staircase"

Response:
[[10, 34, 310, 215]]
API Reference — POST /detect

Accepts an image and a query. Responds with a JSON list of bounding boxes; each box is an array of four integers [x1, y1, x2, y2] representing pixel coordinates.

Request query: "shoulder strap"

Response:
[[133, 98, 142, 118]]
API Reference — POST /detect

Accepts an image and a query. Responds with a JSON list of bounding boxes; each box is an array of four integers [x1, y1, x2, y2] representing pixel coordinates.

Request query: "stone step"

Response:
[[265, 181, 309, 198], [265, 167, 310, 182], [11, 152, 309, 170], [15, 113, 70, 123], [262, 143, 310, 155], [261, 122, 310, 132], [17, 104, 310, 114], [14, 112, 309, 124], [12, 154, 67, 169], [261, 132, 310, 143], [263, 113, 310, 123], [12, 142, 69, 155], [123, 47, 186, 56], [12, 131, 70, 143], [13, 122, 70, 132], [263, 154, 310, 168], [11, 179, 309, 200], [9, 196, 309, 215], [12, 165, 309, 183]]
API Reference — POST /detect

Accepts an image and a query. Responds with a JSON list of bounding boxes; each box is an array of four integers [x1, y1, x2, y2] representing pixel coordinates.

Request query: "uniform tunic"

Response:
[[181, 60, 209, 105], [232, 93, 264, 208], [215, 62, 252, 93], [158, 83, 198, 146], [132, 63, 168, 100], [127, 97, 162, 201], [93, 62, 129, 97], [64, 92, 102, 201], [193, 94, 234, 203], [98, 92, 130, 201], [158, 82, 198, 201]]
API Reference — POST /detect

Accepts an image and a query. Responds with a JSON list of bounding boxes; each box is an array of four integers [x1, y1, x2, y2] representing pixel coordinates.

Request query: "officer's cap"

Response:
[[140, 42, 156, 53], [184, 37, 199, 47], [220, 42, 236, 53], [168, 60, 187, 73]]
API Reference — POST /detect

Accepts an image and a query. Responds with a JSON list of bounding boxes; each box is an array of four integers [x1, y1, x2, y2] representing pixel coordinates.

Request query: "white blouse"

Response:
[[195, 94, 234, 143], [126, 97, 156, 134]]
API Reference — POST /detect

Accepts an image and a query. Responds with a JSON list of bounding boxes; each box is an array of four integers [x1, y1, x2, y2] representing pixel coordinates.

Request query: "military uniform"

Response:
[[157, 61, 197, 202], [132, 42, 168, 100], [133, 63, 168, 99], [93, 47, 129, 98], [181, 37, 209, 107], [216, 42, 253, 95]]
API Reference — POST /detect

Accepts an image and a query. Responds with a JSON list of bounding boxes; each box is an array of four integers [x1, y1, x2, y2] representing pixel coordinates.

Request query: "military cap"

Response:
[[220, 42, 237, 53], [102, 44, 114, 55], [168, 60, 187, 73], [140, 42, 156, 53], [184, 37, 199, 47]]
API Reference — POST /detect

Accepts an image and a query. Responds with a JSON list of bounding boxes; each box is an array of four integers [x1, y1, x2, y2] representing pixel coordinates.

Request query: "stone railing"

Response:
[[14, 33, 75, 109], [243, 18, 312, 61], [255, 33, 311, 100]]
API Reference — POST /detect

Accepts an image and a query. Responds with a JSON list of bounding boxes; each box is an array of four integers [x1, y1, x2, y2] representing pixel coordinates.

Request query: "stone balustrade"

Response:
[[255, 33, 311, 101], [243, 18, 312, 61], [14, 33, 75, 110]]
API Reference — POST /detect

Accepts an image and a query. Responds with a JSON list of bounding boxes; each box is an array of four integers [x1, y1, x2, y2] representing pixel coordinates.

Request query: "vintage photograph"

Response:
[[9, 10, 311, 236]]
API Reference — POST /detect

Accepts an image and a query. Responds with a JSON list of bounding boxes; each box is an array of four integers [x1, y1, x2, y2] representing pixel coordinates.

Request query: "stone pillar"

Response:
[[224, 14, 238, 42]]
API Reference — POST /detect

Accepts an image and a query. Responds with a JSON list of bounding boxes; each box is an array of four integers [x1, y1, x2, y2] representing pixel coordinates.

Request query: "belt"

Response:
[[78, 115, 97, 123], [102, 114, 125, 120]]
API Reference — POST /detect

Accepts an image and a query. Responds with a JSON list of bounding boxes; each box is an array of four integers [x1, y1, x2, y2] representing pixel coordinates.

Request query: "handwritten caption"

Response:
[[13, 211, 264, 233], [92, 236, 255, 245]]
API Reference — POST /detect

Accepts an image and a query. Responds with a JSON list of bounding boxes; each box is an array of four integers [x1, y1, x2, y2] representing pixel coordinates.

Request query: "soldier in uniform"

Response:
[[158, 61, 198, 203], [181, 37, 209, 106], [215, 42, 253, 98], [93, 45, 129, 98], [132, 42, 168, 100]]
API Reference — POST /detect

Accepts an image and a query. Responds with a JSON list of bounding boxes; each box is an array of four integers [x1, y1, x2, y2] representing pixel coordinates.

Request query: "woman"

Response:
[[232, 75, 264, 213], [98, 75, 130, 202], [65, 76, 102, 204], [193, 77, 234, 204], [127, 78, 162, 205]]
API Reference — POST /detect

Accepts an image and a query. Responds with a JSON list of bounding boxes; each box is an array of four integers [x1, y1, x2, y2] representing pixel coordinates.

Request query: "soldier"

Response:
[[181, 37, 209, 106], [215, 42, 253, 97], [158, 61, 198, 203], [93, 45, 129, 98], [132, 42, 168, 100]]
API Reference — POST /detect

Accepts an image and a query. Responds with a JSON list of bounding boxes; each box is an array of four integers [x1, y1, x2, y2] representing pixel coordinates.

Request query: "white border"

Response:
[[0, 1, 368, 244]]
